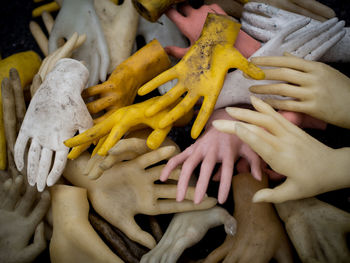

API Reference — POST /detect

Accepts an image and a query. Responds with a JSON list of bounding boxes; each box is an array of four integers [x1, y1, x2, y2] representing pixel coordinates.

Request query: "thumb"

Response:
[[164, 46, 188, 59], [252, 180, 298, 203]]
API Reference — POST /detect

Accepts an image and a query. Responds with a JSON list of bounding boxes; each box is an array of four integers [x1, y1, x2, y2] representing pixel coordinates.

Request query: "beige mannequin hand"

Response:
[[49, 185, 123, 263], [63, 148, 217, 249], [250, 55, 350, 129], [213, 96, 350, 203], [141, 206, 236, 263], [275, 198, 350, 262], [204, 173, 293, 263], [0, 176, 50, 263]]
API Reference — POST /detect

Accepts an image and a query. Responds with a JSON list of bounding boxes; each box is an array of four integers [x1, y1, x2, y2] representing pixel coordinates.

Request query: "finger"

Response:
[[293, 0, 335, 19], [190, 96, 215, 139], [241, 12, 276, 31], [157, 197, 217, 214], [9, 68, 26, 128], [154, 184, 195, 200], [194, 153, 217, 204], [36, 148, 53, 192], [97, 124, 130, 156], [160, 150, 190, 182], [46, 149, 68, 187], [138, 67, 177, 96], [27, 140, 41, 186], [2, 77, 16, 153], [243, 2, 283, 17], [164, 46, 188, 59], [16, 222, 46, 262], [88, 51, 100, 86], [147, 126, 171, 150], [145, 85, 186, 117], [135, 146, 177, 169], [176, 150, 204, 201], [2, 175, 23, 210], [41, 11, 54, 33], [82, 82, 107, 98], [260, 67, 309, 85], [14, 132, 29, 171], [109, 137, 148, 156], [86, 95, 118, 114], [263, 98, 309, 115], [29, 21, 49, 56], [249, 83, 308, 100], [165, 8, 188, 36], [48, 26, 62, 53], [29, 190, 51, 225], [217, 157, 234, 204], [241, 19, 273, 42], [67, 142, 91, 160], [252, 180, 298, 203], [245, 153, 262, 181], [16, 183, 38, 216], [97, 41, 110, 84], [304, 28, 346, 61], [251, 56, 315, 73]]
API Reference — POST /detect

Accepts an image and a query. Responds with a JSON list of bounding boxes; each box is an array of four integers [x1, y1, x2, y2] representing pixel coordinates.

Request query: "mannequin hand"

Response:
[[14, 59, 93, 191], [250, 0, 335, 21], [161, 108, 262, 204], [85, 129, 179, 180], [94, 0, 139, 74], [138, 13, 264, 139], [213, 96, 350, 203], [204, 173, 293, 263], [65, 96, 190, 155], [250, 55, 350, 129], [48, 0, 109, 86], [165, 4, 260, 59], [50, 185, 123, 263], [276, 198, 350, 262], [0, 176, 51, 263], [141, 206, 236, 263], [215, 16, 345, 108], [83, 39, 170, 116], [64, 147, 217, 249]]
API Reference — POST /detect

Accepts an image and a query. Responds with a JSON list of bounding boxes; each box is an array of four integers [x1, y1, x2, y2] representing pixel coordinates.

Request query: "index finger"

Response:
[[251, 56, 315, 72]]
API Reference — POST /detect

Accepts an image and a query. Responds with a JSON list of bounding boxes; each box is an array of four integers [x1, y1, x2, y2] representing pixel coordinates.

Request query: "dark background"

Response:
[[0, 0, 349, 262]]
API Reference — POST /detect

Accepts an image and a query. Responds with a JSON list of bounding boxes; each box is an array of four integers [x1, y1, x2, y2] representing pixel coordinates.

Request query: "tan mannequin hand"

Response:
[[275, 197, 350, 262], [213, 96, 350, 203], [250, 55, 350, 129]]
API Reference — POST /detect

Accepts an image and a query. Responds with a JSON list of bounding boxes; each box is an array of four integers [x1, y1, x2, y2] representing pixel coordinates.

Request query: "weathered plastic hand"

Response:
[[65, 96, 193, 155], [63, 148, 217, 249], [241, 2, 349, 62], [161, 108, 262, 204], [275, 197, 350, 262], [250, 55, 350, 129], [85, 129, 179, 180], [83, 39, 171, 116], [165, 4, 261, 59], [251, 0, 335, 21], [132, 0, 186, 22], [141, 206, 236, 263], [138, 13, 264, 139], [48, 0, 109, 86], [204, 173, 293, 263], [0, 175, 51, 263], [215, 16, 345, 109], [50, 185, 123, 263], [14, 59, 93, 191], [94, 0, 139, 74], [204, 0, 243, 18], [213, 97, 350, 203]]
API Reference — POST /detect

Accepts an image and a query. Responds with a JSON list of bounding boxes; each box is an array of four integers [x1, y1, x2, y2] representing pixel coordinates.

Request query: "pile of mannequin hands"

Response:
[[2, 0, 350, 262]]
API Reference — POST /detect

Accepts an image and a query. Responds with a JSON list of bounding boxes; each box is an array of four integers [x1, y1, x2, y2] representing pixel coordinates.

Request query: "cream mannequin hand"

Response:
[[204, 173, 293, 263], [241, 2, 349, 62], [215, 16, 345, 109], [49, 185, 123, 263], [161, 108, 262, 204], [63, 149, 217, 249], [0, 176, 50, 263], [275, 198, 350, 262], [213, 96, 350, 203], [165, 4, 261, 59], [94, 0, 139, 74], [48, 0, 109, 86], [141, 206, 236, 263], [14, 59, 93, 191], [250, 55, 350, 129]]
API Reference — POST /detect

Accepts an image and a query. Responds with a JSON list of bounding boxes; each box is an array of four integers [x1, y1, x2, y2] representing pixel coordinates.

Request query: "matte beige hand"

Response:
[[275, 198, 350, 263], [250, 55, 350, 129], [63, 148, 217, 249], [204, 173, 293, 263], [0, 176, 50, 263], [49, 185, 123, 263], [213, 96, 350, 203]]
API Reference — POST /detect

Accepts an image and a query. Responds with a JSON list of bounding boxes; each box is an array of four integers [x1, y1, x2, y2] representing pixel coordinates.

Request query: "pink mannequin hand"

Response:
[[160, 108, 262, 204], [165, 4, 261, 58]]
